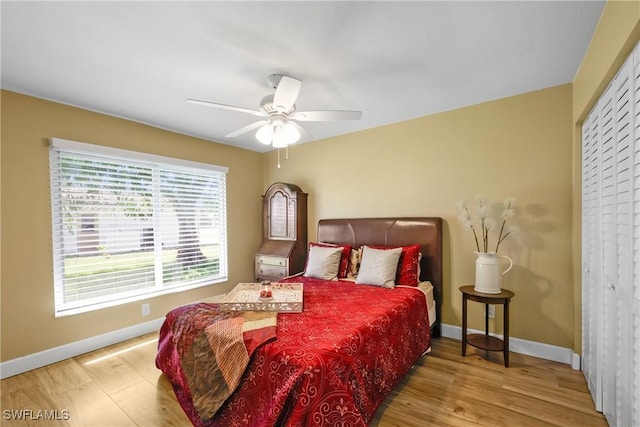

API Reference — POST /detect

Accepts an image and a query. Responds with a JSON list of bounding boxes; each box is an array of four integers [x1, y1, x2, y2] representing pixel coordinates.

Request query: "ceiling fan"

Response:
[[187, 74, 362, 150]]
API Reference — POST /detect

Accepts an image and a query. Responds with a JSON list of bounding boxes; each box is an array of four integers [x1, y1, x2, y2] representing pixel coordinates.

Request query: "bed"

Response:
[[156, 217, 443, 426]]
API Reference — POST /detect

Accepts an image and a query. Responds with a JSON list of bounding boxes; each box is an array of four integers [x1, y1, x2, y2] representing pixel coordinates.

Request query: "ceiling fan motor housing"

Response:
[[260, 95, 294, 115]]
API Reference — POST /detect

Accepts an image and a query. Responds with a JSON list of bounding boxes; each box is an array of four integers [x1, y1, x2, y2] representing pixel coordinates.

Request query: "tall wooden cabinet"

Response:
[[255, 183, 308, 282]]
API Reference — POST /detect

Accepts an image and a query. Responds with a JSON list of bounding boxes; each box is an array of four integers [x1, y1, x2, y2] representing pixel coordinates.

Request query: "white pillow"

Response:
[[303, 246, 344, 280], [355, 246, 402, 288]]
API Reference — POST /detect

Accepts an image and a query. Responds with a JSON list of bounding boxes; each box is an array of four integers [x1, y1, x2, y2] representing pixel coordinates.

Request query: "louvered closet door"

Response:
[[582, 106, 603, 411], [581, 41, 640, 427], [631, 45, 640, 427], [610, 55, 634, 427], [598, 82, 618, 426]]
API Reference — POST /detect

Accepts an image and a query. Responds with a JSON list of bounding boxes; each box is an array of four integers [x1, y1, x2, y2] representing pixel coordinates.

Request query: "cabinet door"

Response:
[[267, 189, 296, 240]]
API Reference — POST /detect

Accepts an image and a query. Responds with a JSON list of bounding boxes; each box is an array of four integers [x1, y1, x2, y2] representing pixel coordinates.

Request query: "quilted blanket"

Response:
[[156, 303, 277, 421], [156, 278, 430, 426]]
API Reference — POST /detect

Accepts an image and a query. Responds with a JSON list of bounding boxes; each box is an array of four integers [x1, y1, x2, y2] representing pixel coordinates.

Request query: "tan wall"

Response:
[[0, 90, 264, 361], [571, 2, 640, 353], [265, 84, 574, 348]]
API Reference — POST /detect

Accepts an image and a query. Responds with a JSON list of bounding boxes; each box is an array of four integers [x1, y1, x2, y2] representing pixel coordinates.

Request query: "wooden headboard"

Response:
[[317, 217, 443, 337]]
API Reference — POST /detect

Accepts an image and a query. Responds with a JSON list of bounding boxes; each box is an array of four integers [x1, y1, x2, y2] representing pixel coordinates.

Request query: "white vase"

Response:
[[474, 252, 513, 294]]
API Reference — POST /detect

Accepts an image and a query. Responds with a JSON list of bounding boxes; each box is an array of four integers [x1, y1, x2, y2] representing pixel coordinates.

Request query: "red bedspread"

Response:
[[156, 277, 431, 426]]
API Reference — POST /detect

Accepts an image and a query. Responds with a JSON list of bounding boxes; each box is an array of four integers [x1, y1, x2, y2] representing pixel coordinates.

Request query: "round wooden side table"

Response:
[[459, 285, 515, 367]]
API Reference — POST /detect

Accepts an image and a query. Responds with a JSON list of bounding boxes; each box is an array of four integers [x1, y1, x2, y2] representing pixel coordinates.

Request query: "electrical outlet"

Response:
[[141, 303, 150, 316], [488, 305, 495, 319]]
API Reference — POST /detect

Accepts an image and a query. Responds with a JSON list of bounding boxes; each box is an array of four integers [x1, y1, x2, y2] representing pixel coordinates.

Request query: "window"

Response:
[[49, 138, 228, 316]]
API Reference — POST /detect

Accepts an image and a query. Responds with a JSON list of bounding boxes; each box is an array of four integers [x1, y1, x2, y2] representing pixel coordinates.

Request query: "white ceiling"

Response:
[[1, 1, 605, 153]]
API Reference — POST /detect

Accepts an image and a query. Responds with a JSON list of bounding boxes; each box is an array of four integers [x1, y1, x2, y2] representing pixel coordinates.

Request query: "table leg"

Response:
[[484, 303, 489, 336], [462, 295, 467, 356], [504, 299, 510, 367]]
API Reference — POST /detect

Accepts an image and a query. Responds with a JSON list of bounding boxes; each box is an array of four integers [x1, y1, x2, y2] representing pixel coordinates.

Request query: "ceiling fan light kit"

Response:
[[188, 73, 362, 166], [255, 115, 301, 147], [255, 124, 274, 145]]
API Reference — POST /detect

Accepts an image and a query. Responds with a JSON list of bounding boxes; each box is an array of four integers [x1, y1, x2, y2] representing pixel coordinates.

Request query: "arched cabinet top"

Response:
[[263, 182, 307, 241], [262, 182, 306, 197]]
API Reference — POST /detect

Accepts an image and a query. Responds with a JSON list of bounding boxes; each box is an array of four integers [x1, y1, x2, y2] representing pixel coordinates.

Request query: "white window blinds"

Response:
[[49, 138, 228, 316]]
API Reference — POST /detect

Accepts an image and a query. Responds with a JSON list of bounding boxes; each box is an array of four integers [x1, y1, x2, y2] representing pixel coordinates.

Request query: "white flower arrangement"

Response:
[[456, 196, 518, 253]]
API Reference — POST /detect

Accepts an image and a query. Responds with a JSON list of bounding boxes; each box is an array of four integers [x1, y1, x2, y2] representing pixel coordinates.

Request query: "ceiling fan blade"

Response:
[[272, 76, 302, 111], [187, 99, 266, 117], [292, 110, 362, 121], [290, 121, 313, 141], [225, 120, 268, 138]]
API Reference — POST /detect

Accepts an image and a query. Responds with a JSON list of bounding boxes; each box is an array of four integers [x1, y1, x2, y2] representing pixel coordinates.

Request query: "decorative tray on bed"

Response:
[[219, 282, 303, 312]]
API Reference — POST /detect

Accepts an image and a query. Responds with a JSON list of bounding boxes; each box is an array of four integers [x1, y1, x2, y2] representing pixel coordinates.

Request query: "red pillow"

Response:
[[309, 242, 352, 278], [369, 244, 421, 286]]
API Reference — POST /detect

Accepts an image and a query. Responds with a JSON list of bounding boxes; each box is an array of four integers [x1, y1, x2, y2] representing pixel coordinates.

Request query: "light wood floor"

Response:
[[1, 334, 607, 427]]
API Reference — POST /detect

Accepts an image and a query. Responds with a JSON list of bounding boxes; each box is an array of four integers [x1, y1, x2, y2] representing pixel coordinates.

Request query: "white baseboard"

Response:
[[0, 317, 165, 380], [1, 319, 584, 380], [442, 323, 581, 369], [571, 351, 581, 370]]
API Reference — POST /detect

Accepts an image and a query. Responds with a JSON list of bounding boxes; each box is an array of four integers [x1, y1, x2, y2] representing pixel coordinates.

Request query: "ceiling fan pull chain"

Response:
[[285, 145, 289, 160], [277, 148, 281, 169]]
